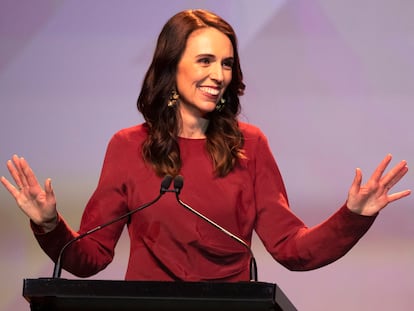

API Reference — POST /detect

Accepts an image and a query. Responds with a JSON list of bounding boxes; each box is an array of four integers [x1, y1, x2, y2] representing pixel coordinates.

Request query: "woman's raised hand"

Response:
[[347, 154, 410, 216], [1, 155, 58, 232]]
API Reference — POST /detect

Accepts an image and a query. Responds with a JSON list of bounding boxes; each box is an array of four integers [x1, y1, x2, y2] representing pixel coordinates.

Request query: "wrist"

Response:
[[42, 214, 58, 232], [32, 214, 59, 234]]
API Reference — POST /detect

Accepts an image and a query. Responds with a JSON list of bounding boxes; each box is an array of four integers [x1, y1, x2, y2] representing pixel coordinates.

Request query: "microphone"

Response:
[[52, 175, 173, 278], [173, 175, 258, 282]]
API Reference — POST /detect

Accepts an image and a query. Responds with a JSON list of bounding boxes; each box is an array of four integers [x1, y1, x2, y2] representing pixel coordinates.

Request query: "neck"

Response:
[[179, 119, 209, 138], [178, 109, 209, 139]]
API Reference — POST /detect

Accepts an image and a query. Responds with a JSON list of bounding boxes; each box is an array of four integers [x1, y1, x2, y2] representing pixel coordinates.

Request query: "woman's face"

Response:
[[176, 27, 234, 118]]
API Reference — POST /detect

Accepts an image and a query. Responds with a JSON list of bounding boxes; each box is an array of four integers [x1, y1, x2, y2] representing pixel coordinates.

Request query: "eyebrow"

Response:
[[195, 53, 234, 60]]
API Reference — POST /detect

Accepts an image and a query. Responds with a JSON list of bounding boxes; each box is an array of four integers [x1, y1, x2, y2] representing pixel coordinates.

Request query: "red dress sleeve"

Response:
[[33, 131, 130, 277], [251, 128, 377, 270]]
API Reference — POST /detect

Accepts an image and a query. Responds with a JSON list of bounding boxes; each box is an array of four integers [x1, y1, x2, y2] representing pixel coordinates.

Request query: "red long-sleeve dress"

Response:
[[33, 122, 376, 281]]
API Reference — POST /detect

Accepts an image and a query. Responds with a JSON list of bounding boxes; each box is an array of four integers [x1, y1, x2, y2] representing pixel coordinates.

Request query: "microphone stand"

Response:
[[52, 175, 173, 278], [173, 176, 258, 282]]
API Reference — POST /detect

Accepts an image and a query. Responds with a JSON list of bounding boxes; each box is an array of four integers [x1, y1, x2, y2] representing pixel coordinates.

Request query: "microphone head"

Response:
[[160, 175, 173, 193], [173, 175, 184, 193]]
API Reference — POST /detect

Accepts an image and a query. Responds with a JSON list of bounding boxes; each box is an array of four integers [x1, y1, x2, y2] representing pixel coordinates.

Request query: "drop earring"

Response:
[[216, 97, 226, 112], [168, 89, 179, 107]]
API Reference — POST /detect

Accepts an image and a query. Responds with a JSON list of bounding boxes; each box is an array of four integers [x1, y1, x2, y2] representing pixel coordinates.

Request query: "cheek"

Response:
[[177, 67, 198, 87], [177, 70, 209, 94]]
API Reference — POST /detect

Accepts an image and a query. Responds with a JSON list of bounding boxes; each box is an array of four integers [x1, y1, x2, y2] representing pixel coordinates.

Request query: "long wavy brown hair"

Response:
[[137, 9, 246, 177]]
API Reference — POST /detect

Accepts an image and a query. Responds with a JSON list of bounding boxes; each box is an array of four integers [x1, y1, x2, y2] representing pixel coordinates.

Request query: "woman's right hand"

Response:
[[1, 154, 58, 232]]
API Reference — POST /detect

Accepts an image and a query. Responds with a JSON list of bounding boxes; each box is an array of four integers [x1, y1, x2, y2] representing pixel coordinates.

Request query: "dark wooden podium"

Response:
[[23, 278, 297, 310]]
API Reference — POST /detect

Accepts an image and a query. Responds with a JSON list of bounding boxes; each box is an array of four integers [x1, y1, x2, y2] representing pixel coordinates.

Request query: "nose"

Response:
[[209, 64, 224, 85]]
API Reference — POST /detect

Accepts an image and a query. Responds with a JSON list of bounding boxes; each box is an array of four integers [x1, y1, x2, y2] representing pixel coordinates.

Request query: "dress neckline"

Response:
[[178, 136, 206, 141]]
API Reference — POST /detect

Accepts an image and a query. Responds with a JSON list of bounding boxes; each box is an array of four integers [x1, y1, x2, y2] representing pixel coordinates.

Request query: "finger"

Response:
[[388, 189, 411, 203], [369, 154, 392, 182], [349, 167, 362, 195], [11, 155, 29, 188], [0, 176, 20, 198], [20, 157, 41, 188], [44, 178, 54, 198], [6, 157, 24, 189], [381, 160, 408, 189]]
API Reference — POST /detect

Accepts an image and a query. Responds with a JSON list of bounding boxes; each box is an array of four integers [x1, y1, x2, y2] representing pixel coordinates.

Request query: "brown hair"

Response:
[[137, 9, 246, 177]]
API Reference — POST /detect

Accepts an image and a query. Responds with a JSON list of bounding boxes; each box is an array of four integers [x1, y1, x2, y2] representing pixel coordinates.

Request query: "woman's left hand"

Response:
[[347, 154, 410, 216]]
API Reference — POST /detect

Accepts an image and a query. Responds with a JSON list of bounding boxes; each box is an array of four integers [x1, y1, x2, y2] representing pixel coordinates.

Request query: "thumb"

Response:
[[44, 178, 55, 197], [349, 168, 362, 195]]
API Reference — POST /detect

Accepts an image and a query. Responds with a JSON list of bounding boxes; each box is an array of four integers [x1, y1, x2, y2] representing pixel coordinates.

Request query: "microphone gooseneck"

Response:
[[52, 175, 173, 278], [173, 175, 258, 282]]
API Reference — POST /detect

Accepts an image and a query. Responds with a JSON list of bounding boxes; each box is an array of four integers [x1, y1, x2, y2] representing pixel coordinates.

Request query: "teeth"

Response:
[[199, 87, 220, 96]]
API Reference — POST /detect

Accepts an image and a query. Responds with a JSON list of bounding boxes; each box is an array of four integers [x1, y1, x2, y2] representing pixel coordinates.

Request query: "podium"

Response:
[[23, 278, 297, 310]]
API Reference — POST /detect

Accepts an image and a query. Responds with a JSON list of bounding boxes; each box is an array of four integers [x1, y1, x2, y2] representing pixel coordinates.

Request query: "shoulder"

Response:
[[238, 121, 268, 144], [110, 123, 148, 143], [100, 123, 148, 164], [103, 123, 148, 155], [238, 121, 274, 159]]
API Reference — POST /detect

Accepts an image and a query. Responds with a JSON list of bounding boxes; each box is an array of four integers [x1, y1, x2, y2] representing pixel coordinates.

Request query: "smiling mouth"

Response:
[[199, 86, 220, 96]]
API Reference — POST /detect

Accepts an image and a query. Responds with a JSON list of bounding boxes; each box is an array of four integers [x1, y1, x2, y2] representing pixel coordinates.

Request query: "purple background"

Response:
[[1, 1, 413, 310]]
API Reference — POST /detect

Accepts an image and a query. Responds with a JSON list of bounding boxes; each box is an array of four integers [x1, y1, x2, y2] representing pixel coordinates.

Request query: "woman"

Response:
[[1, 9, 410, 282]]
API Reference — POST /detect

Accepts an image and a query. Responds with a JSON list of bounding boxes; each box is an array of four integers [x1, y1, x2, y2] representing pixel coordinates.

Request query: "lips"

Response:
[[198, 86, 220, 96]]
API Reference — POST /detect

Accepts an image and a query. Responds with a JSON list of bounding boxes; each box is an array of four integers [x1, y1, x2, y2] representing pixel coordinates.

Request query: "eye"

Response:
[[222, 59, 234, 70], [198, 57, 211, 66]]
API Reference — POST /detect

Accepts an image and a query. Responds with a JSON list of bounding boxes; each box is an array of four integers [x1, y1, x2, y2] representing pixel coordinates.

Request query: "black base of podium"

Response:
[[23, 278, 297, 311]]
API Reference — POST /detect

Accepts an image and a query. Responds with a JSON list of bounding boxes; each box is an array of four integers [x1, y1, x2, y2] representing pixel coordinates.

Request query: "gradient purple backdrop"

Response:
[[1, 1, 413, 310]]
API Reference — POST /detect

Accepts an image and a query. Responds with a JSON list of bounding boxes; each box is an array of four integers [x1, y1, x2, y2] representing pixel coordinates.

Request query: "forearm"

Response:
[[273, 204, 377, 271], [32, 213, 114, 277]]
